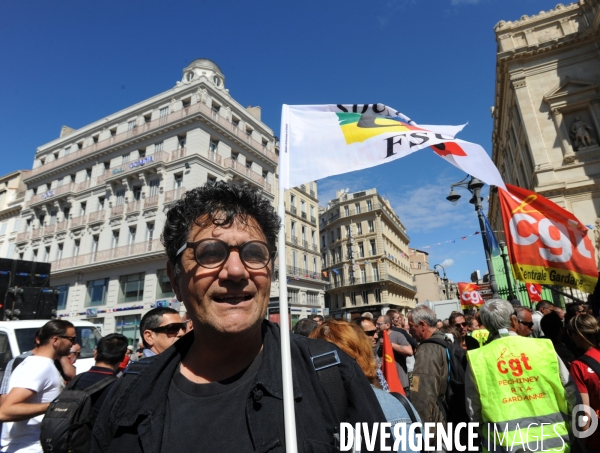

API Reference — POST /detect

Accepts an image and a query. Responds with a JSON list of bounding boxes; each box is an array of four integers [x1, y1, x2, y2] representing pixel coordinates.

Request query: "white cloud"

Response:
[[440, 258, 455, 268]]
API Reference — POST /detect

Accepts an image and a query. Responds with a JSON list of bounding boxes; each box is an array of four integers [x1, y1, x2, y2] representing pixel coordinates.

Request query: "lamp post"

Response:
[[433, 264, 450, 300], [446, 175, 499, 298], [498, 241, 516, 301]]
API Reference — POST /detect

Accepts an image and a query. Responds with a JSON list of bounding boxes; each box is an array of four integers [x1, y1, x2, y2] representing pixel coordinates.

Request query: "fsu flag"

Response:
[[279, 104, 506, 190], [381, 330, 405, 395], [458, 282, 484, 310], [499, 184, 598, 293], [526, 283, 543, 303]]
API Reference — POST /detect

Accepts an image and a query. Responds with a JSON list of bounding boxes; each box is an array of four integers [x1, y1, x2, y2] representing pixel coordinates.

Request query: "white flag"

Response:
[[279, 103, 506, 190]]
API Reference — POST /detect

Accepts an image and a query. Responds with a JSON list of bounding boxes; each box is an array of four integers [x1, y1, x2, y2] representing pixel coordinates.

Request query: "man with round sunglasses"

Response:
[[93, 182, 388, 453], [139, 307, 185, 357]]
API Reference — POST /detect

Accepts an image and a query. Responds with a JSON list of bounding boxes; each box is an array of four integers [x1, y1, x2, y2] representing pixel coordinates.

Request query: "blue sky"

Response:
[[0, 0, 557, 285]]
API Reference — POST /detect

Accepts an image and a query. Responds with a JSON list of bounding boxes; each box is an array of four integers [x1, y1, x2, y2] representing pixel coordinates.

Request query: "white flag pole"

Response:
[[277, 104, 299, 453]]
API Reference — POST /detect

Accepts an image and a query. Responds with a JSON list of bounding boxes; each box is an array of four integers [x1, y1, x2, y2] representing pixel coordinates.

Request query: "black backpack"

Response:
[[40, 373, 117, 453], [420, 337, 469, 424]]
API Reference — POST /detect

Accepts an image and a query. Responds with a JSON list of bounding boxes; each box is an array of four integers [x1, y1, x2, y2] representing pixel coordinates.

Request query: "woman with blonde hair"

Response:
[[310, 319, 421, 453], [568, 314, 600, 452]]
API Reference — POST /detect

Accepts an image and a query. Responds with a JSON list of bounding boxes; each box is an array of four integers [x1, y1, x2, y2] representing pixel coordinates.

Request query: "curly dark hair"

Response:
[[161, 181, 280, 272]]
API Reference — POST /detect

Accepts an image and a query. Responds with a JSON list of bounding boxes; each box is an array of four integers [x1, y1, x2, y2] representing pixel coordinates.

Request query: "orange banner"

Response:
[[458, 282, 484, 310], [381, 330, 405, 395], [498, 184, 598, 293]]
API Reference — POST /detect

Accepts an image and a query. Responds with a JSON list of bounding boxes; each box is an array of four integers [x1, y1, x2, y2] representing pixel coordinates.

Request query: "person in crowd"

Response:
[[513, 307, 534, 337], [0, 320, 76, 452], [407, 305, 448, 437], [386, 309, 417, 350], [471, 311, 490, 347], [92, 182, 387, 452], [466, 299, 577, 452], [139, 307, 186, 357], [466, 315, 479, 332], [68, 343, 81, 365], [126, 345, 138, 362], [449, 312, 479, 350], [531, 300, 554, 338], [554, 307, 565, 321], [439, 325, 461, 345], [292, 318, 318, 337], [181, 311, 194, 332], [568, 314, 600, 451], [442, 318, 449, 327], [311, 314, 324, 325], [436, 320, 444, 329], [565, 303, 585, 326], [72, 333, 129, 416], [541, 311, 576, 368], [582, 303, 593, 316], [311, 319, 421, 453], [376, 315, 412, 393], [564, 303, 586, 356], [361, 312, 373, 320]]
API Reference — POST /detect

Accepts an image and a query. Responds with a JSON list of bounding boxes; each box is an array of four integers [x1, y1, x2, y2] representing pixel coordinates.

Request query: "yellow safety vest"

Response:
[[467, 336, 570, 453], [471, 328, 490, 347]]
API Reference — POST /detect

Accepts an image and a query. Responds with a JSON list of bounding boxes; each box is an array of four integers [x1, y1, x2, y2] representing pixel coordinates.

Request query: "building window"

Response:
[[43, 247, 50, 262], [159, 107, 168, 118], [86, 278, 109, 307], [111, 230, 120, 249], [114, 314, 141, 347], [373, 265, 380, 281], [374, 288, 381, 303], [358, 242, 364, 258], [7, 243, 15, 259], [288, 289, 299, 304], [361, 267, 366, 283], [91, 235, 99, 254], [149, 179, 160, 196], [307, 292, 319, 305], [128, 227, 136, 245], [356, 222, 362, 235], [56, 243, 63, 261], [116, 190, 125, 206], [368, 220, 374, 232], [350, 292, 357, 305], [232, 117, 240, 128], [122, 153, 130, 163], [362, 290, 368, 304], [155, 141, 164, 153], [174, 174, 183, 189], [246, 128, 253, 136], [290, 194, 295, 207], [246, 160, 253, 169], [146, 223, 154, 242], [55, 284, 69, 310], [0, 223, 6, 236], [209, 139, 219, 152], [119, 273, 145, 303], [367, 200, 373, 211], [370, 240, 376, 255], [355, 203, 361, 214], [313, 256, 317, 272], [127, 120, 137, 130], [156, 269, 174, 299], [344, 206, 349, 216], [73, 239, 80, 257]]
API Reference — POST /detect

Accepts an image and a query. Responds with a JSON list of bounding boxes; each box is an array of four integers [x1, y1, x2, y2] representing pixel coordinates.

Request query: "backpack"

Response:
[[40, 373, 117, 453], [576, 354, 600, 378], [420, 337, 469, 424]]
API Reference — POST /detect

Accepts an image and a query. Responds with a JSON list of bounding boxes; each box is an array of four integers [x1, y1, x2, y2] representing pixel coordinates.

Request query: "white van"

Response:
[[0, 320, 102, 382]]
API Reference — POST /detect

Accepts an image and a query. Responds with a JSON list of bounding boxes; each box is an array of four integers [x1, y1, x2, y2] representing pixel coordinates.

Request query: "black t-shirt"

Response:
[[161, 351, 263, 452], [72, 366, 117, 416]]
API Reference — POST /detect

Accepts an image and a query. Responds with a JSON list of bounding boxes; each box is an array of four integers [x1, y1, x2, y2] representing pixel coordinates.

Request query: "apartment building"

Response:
[[0, 171, 28, 260], [14, 59, 281, 343], [409, 249, 458, 303], [488, 2, 600, 266], [319, 188, 416, 318], [270, 182, 326, 324]]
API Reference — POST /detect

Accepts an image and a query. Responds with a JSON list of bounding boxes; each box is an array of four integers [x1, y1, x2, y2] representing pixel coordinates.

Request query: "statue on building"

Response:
[[570, 116, 597, 150]]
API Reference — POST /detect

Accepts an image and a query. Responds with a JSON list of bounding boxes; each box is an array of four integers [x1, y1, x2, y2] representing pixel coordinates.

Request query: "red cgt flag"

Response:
[[458, 282, 484, 310], [381, 330, 405, 395], [498, 184, 598, 293], [526, 283, 543, 302]]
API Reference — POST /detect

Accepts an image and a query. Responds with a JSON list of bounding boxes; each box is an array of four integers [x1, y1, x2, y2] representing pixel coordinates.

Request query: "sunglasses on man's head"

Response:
[[364, 330, 377, 337], [151, 323, 186, 335], [519, 320, 534, 329], [454, 322, 466, 328]]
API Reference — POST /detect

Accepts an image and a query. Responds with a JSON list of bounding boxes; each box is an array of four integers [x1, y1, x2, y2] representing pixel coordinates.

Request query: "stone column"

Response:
[[551, 108, 576, 161]]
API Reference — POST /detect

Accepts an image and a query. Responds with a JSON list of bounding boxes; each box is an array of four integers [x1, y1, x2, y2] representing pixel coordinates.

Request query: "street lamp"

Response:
[[433, 264, 450, 300], [446, 175, 499, 298]]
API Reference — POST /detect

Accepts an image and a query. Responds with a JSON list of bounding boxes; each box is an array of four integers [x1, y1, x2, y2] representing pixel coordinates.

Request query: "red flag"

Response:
[[381, 330, 405, 395], [458, 282, 484, 310], [526, 283, 543, 302], [499, 184, 598, 293]]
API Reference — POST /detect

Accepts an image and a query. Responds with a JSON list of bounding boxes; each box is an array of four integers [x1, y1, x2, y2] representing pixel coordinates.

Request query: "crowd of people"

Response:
[[0, 181, 598, 453]]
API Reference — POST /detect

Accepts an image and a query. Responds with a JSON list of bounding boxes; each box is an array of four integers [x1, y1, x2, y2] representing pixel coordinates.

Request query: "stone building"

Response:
[[409, 249, 458, 303], [319, 188, 416, 318], [488, 1, 600, 268], [13, 59, 323, 343], [0, 171, 28, 259]]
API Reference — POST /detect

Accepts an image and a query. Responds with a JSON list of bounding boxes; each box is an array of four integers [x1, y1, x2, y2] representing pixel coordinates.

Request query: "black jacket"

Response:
[[92, 321, 387, 452]]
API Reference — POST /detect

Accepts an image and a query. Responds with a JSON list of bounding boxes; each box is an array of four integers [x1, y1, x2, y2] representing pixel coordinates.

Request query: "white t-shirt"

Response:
[[1, 356, 63, 452]]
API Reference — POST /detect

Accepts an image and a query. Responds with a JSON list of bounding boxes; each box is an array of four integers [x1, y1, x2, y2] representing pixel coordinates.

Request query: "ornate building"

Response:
[[488, 1, 600, 269], [12, 59, 323, 342], [0, 171, 28, 260], [409, 249, 458, 303], [319, 188, 416, 318]]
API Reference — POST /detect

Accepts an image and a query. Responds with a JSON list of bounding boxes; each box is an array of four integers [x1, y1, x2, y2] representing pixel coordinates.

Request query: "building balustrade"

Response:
[[25, 99, 277, 181], [44, 224, 55, 235], [88, 211, 104, 223], [16, 232, 30, 242], [290, 206, 297, 214], [70, 215, 86, 228], [50, 239, 164, 271], [31, 229, 42, 239], [164, 187, 186, 204], [286, 265, 321, 281], [223, 158, 270, 192], [144, 195, 159, 209], [311, 216, 316, 224], [126, 200, 141, 214], [102, 151, 169, 184], [110, 205, 124, 218], [171, 147, 187, 161]]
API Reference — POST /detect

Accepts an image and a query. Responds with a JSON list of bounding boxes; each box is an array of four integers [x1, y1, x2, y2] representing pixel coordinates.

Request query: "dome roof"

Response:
[[185, 58, 222, 74]]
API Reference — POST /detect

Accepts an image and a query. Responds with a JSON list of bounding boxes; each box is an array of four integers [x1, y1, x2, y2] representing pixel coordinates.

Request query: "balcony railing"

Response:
[[171, 147, 187, 161], [110, 205, 124, 218], [301, 212, 307, 219], [164, 187, 186, 204], [70, 215, 86, 228], [88, 211, 104, 223], [27, 183, 75, 207], [286, 265, 321, 281], [126, 200, 141, 214], [50, 239, 164, 271], [16, 232, 29, 242], [44, 224, 55, 235], [144, 195, 159, 209], [290, 236, 298, 245], [31, 229, 42, 239], [26, 100, 278, 181], [102, 151, 169, 184], [224, 158, 270, 191], [311, 216, 316, 224], [207, 151, 222, 165], [291, 206, 297, 214]]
